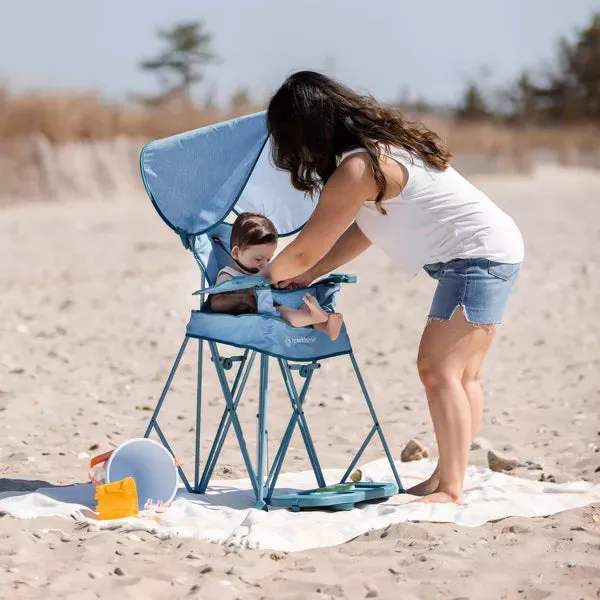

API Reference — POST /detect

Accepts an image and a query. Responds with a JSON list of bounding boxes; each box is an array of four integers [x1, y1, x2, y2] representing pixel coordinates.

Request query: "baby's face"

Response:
[[233, 242, 277, 272]]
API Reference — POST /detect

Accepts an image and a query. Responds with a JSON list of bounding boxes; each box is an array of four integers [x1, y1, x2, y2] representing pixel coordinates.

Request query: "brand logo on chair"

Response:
[[285, 335, 317, 347]]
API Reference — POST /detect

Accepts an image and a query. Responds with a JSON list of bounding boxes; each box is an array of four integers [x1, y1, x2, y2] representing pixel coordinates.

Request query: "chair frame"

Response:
[[144, 238, 404, 510]]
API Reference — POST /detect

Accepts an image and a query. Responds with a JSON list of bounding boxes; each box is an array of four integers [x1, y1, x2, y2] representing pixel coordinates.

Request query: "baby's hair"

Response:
[[230, 213, 278, 251]]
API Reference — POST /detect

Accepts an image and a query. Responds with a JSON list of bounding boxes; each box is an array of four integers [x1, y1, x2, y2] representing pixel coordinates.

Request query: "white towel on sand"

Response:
[[1, 458, 598, 552]]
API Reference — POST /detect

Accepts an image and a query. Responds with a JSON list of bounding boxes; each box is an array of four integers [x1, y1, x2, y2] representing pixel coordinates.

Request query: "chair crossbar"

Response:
[[265, 360, 326, 501], [197, 349, 256, 493], [207, 341, 260, 497], [340, 425, 377, 483], [347, 353, 404, 492]]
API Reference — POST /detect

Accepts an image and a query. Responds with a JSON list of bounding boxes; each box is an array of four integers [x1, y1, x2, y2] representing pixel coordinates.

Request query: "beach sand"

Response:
[[1, 164, 599, 599]]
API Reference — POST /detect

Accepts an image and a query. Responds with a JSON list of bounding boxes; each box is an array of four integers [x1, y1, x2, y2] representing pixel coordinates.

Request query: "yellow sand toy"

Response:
[[94, 476, 139, 520], [87, 440, 179, 520], [88, 451, 139, 520]]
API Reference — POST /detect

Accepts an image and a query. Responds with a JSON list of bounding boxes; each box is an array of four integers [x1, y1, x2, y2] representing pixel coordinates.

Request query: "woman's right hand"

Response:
[[275, 271, 315, 289]]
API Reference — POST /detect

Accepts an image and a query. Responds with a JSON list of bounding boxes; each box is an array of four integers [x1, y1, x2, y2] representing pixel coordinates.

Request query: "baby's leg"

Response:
[[277, 305, 324, 327], [276, 294, 328, 328], [314, 313, 344, 341]]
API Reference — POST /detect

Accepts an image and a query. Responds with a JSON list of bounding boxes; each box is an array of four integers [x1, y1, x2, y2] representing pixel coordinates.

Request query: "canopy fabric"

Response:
[[140, 111, 315, 236]]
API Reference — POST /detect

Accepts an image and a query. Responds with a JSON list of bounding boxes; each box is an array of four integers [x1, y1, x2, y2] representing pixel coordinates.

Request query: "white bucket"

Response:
[[101, 438, 179, 510]]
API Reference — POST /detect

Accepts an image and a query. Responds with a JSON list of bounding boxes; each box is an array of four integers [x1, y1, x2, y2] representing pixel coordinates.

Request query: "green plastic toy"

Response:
[[313, 483, 356, 494]]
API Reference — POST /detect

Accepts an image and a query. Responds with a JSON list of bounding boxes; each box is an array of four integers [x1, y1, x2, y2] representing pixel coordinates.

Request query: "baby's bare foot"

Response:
[[302, 294, 328, 323], [325, 313, 343, 341]]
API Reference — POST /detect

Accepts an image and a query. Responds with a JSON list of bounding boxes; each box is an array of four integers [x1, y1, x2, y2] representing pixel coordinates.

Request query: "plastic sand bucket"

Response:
[[89, 438, 178, 511]]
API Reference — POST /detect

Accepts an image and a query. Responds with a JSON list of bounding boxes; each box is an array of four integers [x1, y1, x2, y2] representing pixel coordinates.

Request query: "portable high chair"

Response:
[[140, 111, 404, 510]]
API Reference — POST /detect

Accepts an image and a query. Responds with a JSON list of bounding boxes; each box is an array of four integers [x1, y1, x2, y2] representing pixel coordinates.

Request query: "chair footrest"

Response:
[[268, 481, 397, 512], [211, 354, 246, 370], [288, 362, 320, 377]]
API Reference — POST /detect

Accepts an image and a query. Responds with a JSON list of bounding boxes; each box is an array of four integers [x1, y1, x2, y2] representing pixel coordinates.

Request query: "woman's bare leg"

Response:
[[407, 322, 495, 496], [408, 309, 496, 503]]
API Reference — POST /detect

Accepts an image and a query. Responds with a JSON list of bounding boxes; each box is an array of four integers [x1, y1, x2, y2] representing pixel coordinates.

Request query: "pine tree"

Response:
[[139, 21, 215, 104]]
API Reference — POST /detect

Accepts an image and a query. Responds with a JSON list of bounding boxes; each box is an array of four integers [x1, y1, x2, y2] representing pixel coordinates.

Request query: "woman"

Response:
[[261, 71, 523, 503]]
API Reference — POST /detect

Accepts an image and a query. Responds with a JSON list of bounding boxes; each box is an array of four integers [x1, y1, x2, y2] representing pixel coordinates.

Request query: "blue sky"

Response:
[[0, 0, 597, 106]]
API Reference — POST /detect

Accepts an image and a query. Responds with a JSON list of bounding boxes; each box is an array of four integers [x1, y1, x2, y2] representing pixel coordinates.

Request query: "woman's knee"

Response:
[[462, 365, 483, 386], [417, 355, 462, 392]]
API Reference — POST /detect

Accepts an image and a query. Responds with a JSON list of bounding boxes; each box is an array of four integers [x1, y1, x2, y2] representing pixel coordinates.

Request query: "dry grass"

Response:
[[417, 113, 600, 164], [0, 87, 256, 144], [0, 87, 598, 203], [0, 86, 598, 162]]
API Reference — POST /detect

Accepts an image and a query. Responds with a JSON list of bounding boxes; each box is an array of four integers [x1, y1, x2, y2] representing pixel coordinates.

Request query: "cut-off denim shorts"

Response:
[[423, 258, 521, 325]]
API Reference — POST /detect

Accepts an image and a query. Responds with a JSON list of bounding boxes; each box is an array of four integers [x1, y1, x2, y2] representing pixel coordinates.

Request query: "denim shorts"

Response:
[[423, 258, 521, 325]]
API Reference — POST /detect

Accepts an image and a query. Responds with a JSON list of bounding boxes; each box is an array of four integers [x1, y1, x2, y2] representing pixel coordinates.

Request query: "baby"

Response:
[[210, 212, 343, 341]]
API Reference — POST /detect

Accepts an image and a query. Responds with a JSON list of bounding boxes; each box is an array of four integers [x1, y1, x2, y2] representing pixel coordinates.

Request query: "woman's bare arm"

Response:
[[299, 222, 372, 282], [268, 154, 378, 284]]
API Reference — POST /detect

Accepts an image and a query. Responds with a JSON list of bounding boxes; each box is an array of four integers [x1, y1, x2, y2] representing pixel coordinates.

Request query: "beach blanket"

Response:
[[1, 458, 598, 552]]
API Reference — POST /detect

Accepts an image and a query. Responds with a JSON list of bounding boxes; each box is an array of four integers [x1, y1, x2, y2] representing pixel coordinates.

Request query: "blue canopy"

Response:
[[140, 111, 316, 237]]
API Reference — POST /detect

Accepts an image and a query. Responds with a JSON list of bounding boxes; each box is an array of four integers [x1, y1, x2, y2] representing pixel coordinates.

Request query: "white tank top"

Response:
[[341, 146, 524, 275], [215, 265, 246, 283]]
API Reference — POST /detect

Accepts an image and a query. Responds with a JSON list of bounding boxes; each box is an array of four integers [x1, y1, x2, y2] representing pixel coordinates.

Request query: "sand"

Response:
[[1, 164, 599, 599]]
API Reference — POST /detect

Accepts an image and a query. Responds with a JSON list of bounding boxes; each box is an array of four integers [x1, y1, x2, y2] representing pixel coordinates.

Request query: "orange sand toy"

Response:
[[89, 451, 139, 520]]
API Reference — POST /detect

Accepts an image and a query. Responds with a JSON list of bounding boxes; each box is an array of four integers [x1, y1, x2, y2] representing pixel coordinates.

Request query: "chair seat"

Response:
[[186, 310, 352, 361]]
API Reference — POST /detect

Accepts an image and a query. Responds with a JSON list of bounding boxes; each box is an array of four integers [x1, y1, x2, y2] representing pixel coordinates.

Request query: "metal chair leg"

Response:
[[254, 354, 269, 510], [144, 336, 189, 438], [143, 336, 192, 491], [341, 352, 404, 492], [194, 338, 203, 490]]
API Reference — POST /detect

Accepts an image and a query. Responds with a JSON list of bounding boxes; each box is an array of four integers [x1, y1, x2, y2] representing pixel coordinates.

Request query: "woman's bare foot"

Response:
[[412, 489, 462, 504], [302, 294, 328, 323], [406, 465, 439, 496]]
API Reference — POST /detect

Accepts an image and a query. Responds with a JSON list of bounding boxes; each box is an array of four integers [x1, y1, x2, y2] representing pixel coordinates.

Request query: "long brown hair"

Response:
[[267, 71, 452, 214]]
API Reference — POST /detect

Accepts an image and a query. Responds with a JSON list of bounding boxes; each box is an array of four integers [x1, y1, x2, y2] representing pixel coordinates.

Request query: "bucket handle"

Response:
[[88, 447, 182, 486], [88, 451, 113, 486]]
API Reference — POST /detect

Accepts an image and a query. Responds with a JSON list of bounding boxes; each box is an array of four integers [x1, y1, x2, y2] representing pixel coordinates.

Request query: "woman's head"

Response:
[[267, 71, 452, 211]]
